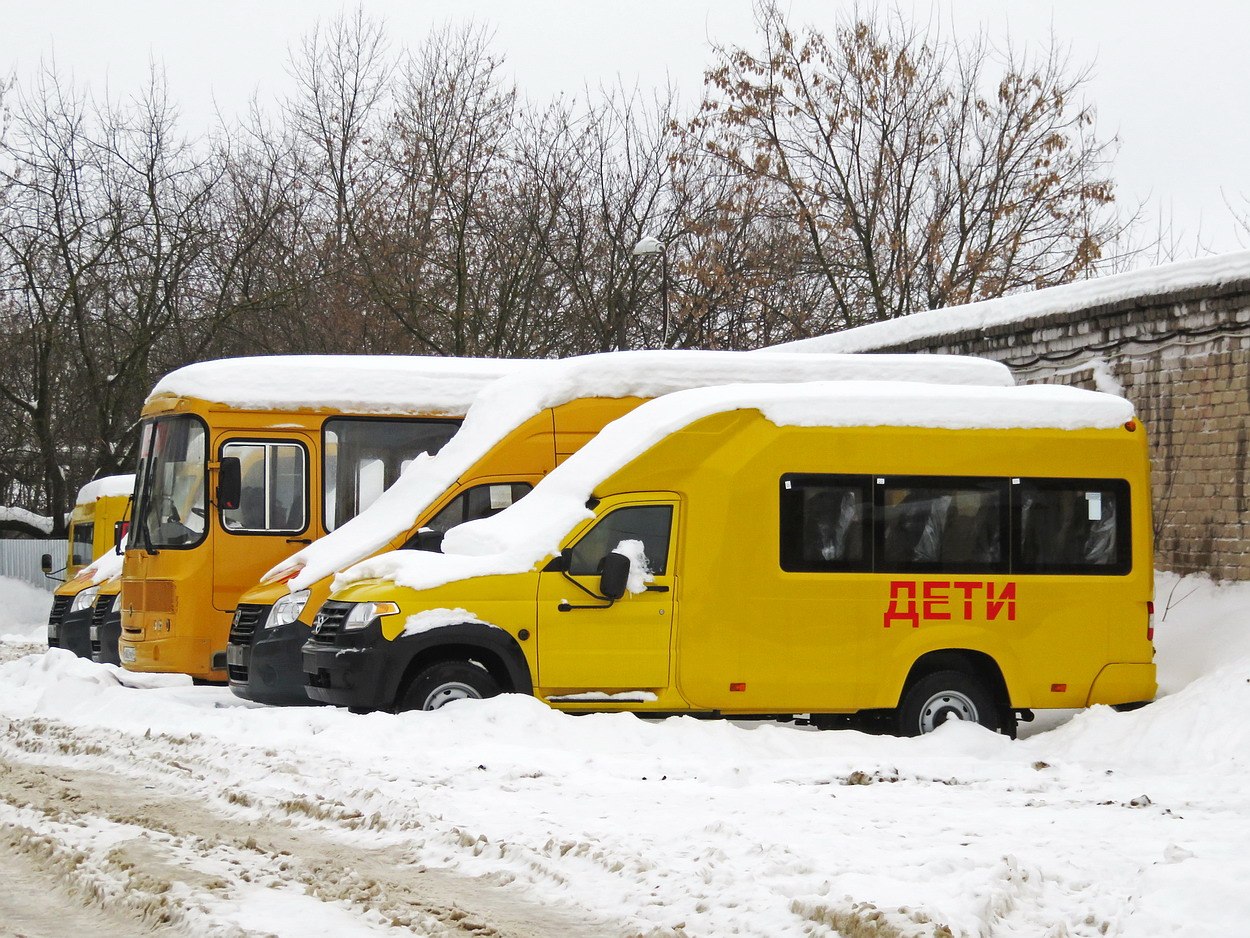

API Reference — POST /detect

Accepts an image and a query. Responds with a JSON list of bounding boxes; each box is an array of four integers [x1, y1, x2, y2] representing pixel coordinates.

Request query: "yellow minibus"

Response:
[[303, 381, 1155, 736], [228, 351, 1014, 705], [120, 355, 532, 682], [46, 475, 134, 657]]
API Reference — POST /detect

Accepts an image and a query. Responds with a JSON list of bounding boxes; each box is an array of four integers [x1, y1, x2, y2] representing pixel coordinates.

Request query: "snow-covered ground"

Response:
[[0, 571, 1246, 937]]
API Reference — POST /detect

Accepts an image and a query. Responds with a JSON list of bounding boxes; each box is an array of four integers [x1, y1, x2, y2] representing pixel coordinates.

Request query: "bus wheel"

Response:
[[895, 670, 1002, 736], [401, 661, 500, 712]]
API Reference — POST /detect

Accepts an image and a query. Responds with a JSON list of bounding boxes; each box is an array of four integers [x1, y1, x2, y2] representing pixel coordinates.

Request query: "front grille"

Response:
[[229, 604, 269, 645], [226, 604, 269, 682], [47, 594, 72, 647], [90, 594, 111, 654], [49, 594, 72, 626], [309, 601, 352, 641]]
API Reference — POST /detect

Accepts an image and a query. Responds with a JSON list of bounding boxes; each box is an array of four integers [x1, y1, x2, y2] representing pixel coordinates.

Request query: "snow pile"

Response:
[[773, 250, 1250, 354], [0, 572, 1245, 936], [0, 575, 52, 642], [147, 354, 538, 415], [75, 473, 135, 504], [273, 350, 1013, 591], [339, 380, 1135, 594]]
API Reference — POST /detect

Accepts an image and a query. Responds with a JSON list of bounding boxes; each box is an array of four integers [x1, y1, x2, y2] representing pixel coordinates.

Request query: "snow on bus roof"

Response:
[[770, 250, 1250, 354], [334, 379, 1135, 596], [76, 474, 135, 505], [146, 355, 538, 415], [271, 349, 1012, 591]]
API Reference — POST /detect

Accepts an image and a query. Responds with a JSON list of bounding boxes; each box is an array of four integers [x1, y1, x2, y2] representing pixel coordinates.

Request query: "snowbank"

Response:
[[0, 575, 53, 642], [339, 380, 1135, 594], [0, 572, 1245, 937], [274, 350, 1013, 591]]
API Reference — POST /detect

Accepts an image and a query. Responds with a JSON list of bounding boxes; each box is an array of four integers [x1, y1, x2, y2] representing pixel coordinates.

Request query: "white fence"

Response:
[[0, 539, 67, 590]]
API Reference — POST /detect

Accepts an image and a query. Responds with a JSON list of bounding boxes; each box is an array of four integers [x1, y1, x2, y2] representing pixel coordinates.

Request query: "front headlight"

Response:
[[265, 589, 311, 629], [342, 601, 400, 631], [70, 585, 100, 614], [111, 592, 122, 613]]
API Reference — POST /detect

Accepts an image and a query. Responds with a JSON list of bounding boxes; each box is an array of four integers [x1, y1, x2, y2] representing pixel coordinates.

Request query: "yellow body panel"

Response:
[[332, 412, 1156, 718]]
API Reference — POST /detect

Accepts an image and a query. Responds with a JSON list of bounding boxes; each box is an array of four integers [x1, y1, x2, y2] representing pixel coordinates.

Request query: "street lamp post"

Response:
[[631, 235, 670, 348]]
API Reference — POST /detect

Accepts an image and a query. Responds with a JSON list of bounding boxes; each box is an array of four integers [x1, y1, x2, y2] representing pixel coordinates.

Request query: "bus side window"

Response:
[[779, 475, 870, 572], [402, 483, 533, 551], [220, 441, 308, 534], [1015, 479, 1130, 574], [877, 478, 1006, 574]]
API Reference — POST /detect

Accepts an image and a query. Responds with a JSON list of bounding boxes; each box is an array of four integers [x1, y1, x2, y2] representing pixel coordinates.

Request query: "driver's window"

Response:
[[221, 441, 307, 533], [566, 505, 673, 576]]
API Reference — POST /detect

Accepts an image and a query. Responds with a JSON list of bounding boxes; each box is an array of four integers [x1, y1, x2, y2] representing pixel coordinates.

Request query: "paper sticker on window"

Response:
[[489, 485, 514, 510], [1085, 491, 1102, 521]]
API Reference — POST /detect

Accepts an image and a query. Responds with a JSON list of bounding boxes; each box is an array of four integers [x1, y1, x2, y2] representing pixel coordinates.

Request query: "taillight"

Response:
[[1146, 601, 1155, 642]]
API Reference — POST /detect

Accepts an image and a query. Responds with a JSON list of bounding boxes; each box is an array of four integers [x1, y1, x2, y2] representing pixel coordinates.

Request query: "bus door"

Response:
[[213, 435, 312, 613]]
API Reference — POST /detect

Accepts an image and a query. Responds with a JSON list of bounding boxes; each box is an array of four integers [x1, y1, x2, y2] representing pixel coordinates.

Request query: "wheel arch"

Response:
[[897, 648, 1011, 711], [391, 624, 533, 711]]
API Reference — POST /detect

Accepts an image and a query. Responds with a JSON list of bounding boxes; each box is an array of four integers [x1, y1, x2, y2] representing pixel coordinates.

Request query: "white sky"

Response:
[[4, 0, 1248, 257]]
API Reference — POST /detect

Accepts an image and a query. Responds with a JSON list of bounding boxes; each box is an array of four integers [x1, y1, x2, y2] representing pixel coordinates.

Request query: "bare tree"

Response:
[[694, 3, 1127, 334]]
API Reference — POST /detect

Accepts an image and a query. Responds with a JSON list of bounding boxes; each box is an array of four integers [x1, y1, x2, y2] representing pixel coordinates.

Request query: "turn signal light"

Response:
[[1147, 600, 1155, 641], [1050, 684, 1067, 693], [729, 683, 746, 692]]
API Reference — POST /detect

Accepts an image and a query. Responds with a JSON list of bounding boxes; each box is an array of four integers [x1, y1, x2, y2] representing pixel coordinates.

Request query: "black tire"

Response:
[[895, 669, 1004, 736], [399, 661, 501, 712]]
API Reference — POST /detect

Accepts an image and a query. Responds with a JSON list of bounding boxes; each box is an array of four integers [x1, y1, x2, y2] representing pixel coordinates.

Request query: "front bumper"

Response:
[[228, 609, 317, 706], [302, 635, 395, 710], [55, 606, 94, 659]]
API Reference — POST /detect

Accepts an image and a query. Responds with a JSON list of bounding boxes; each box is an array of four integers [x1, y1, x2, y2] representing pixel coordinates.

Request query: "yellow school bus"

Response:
[[119, 355, 533, 681], [63, 475, 133, 579], [303, 381, 1155, 736], [46, 475, 134, 657], [229, 351, 1014, 705]]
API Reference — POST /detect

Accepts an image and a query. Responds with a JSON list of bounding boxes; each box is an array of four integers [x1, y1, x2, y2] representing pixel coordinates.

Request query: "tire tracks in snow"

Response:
[[0, 717, 630, 938]]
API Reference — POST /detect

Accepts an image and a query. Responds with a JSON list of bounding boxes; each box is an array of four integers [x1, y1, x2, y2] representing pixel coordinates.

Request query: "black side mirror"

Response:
[[217, 456, 242, 510], [114, 520, 129, 550], [40, 553, 52, 574], [414, 528, 445, 552], [599, 551, 631, 601]]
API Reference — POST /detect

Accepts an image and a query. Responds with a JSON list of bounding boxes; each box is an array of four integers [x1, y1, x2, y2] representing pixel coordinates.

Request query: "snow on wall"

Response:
[[0, 506, 54, 534], [335, 380, 1135, 596], [771, 250, 1250, 354], [75, 474, 135, 505], [272, 350, 1012, 591], [146, 355, 539, 415]]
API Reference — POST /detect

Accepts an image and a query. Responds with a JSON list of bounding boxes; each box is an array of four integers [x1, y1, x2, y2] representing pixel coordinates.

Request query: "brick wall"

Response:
[[813, 280, 1250, 580]]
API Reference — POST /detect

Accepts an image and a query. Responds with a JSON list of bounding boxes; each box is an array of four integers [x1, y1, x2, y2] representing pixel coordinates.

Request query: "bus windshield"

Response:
[[130, 415, 207, 550]]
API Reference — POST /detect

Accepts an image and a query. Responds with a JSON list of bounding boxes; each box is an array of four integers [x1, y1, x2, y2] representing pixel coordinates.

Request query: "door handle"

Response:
[[285, 538, 313, 544]]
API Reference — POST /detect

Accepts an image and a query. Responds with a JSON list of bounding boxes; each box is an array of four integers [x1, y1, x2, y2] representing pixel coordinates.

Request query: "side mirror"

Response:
[[114, 520, 129, 550], [414, 528, 445, 552], [599, 551, 631, 601], [40, 553, 52, 574], [217, 456, 242, 511]]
